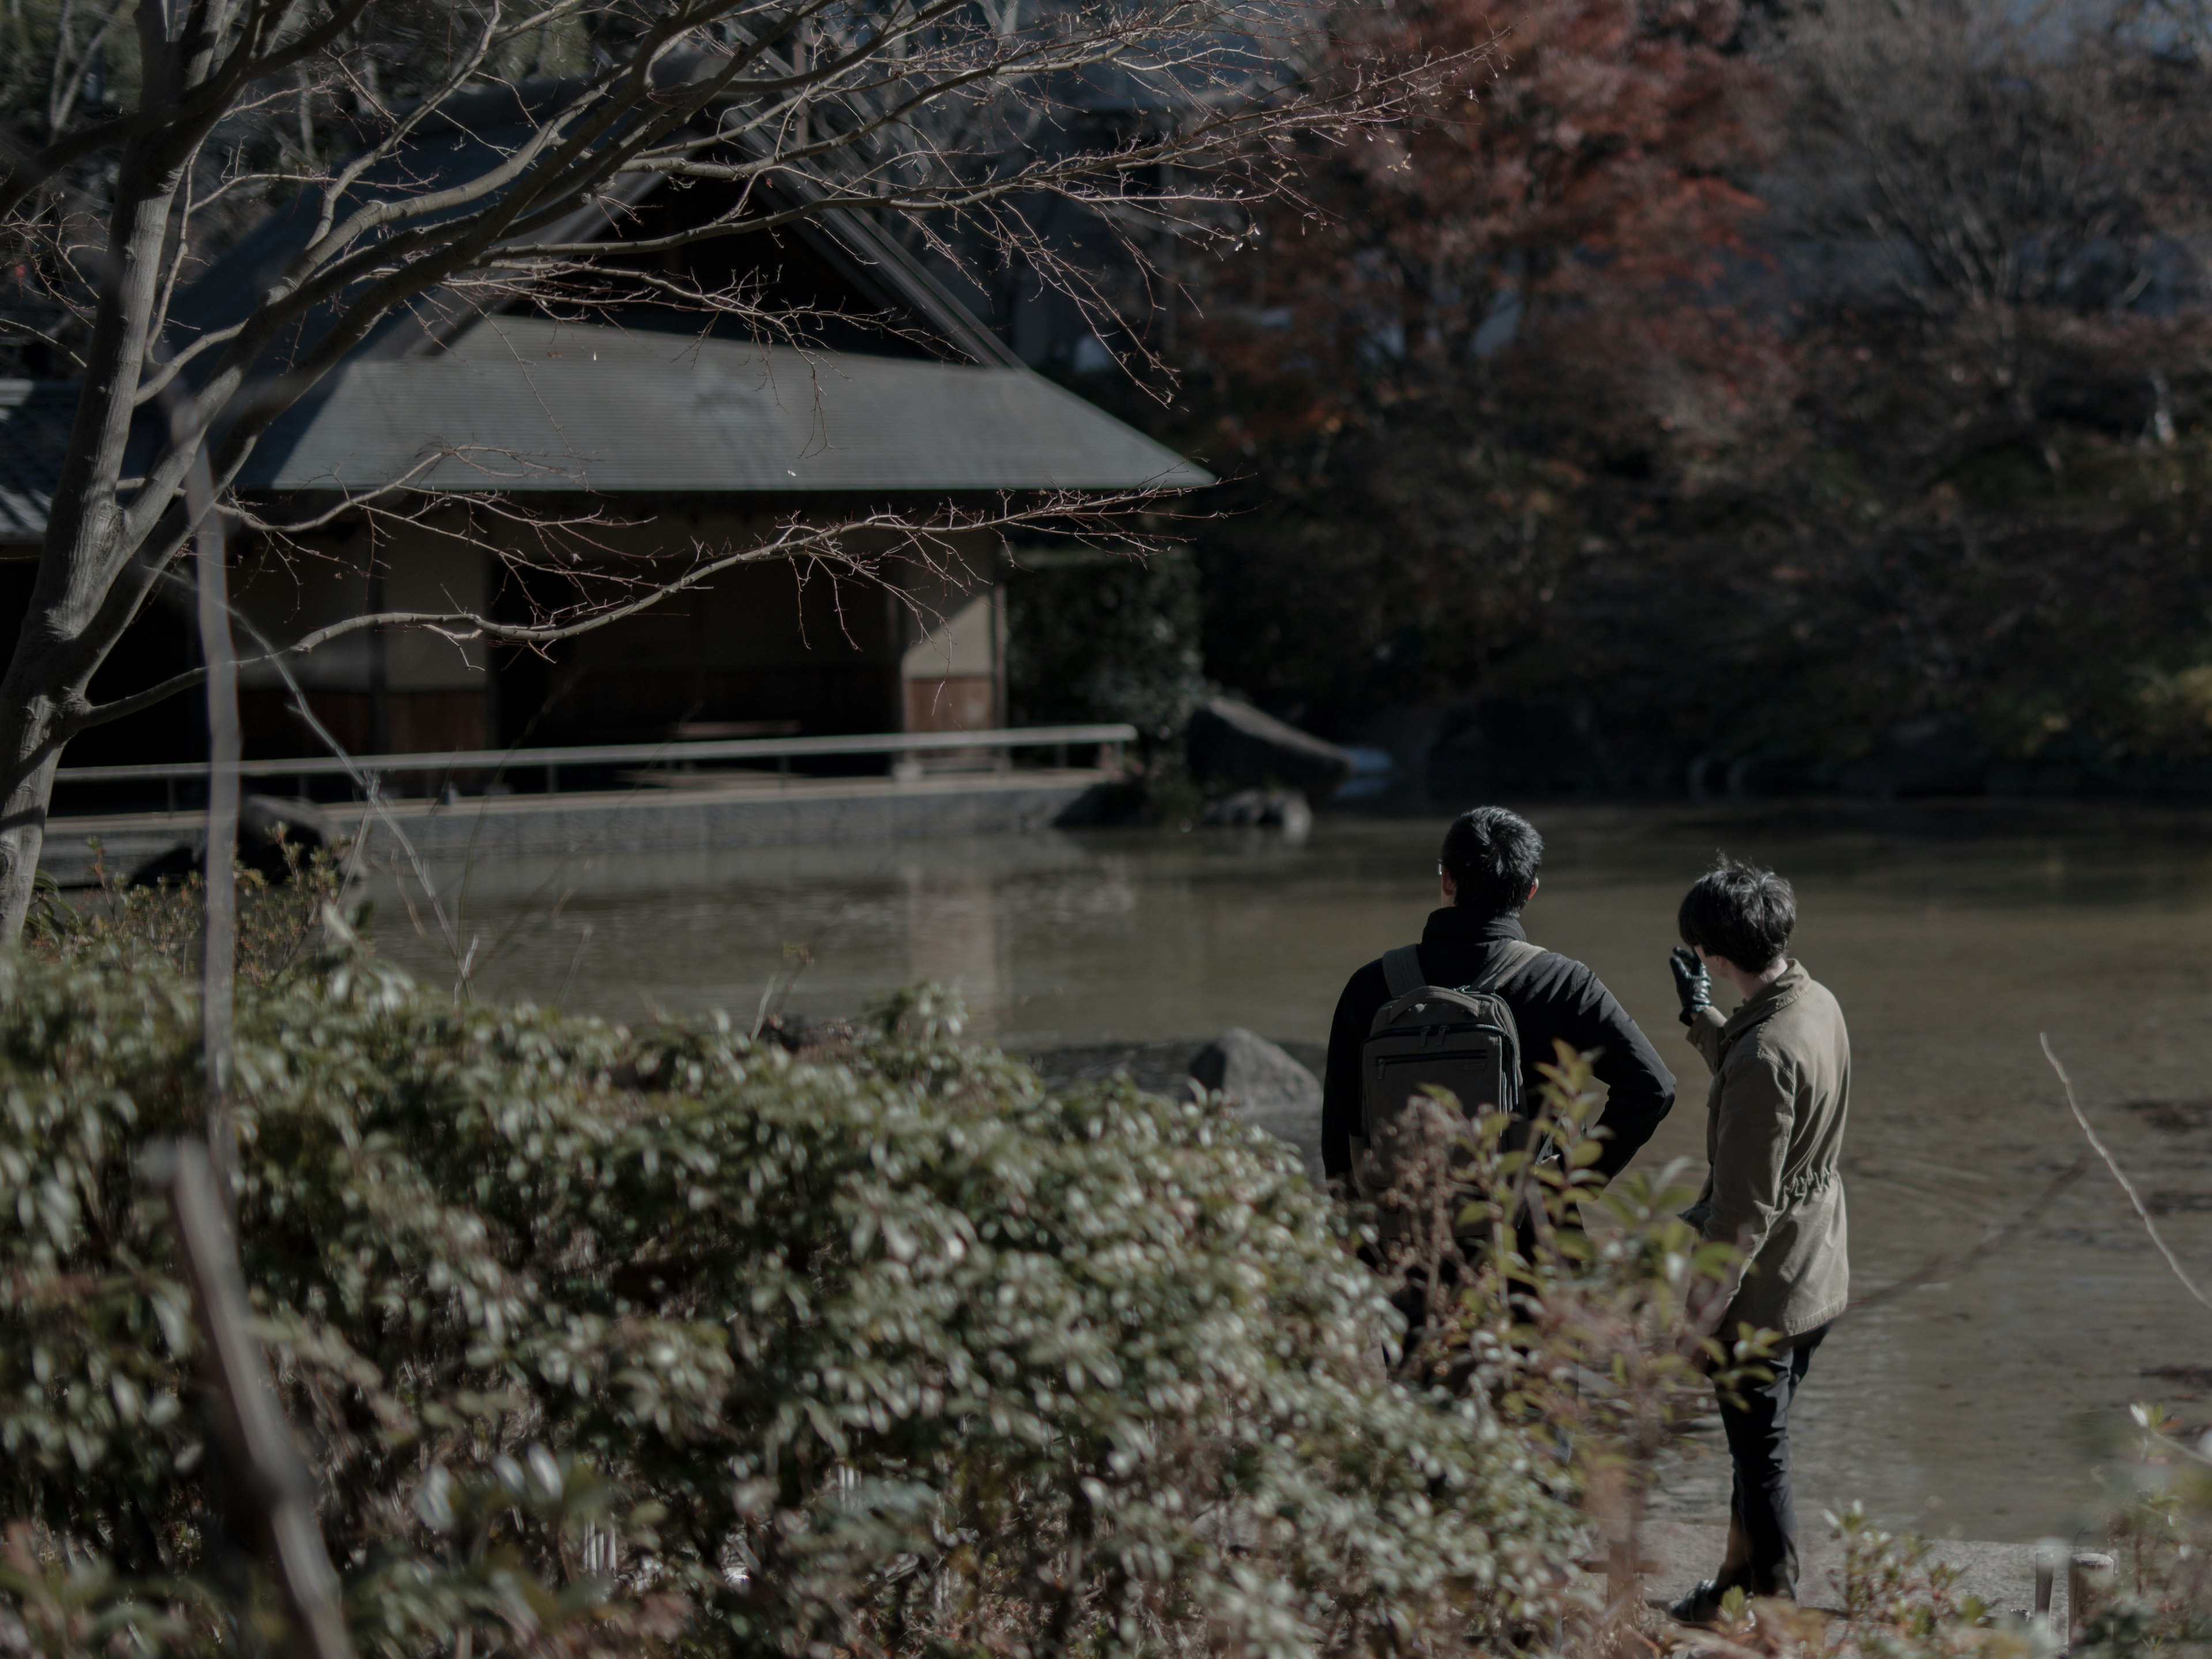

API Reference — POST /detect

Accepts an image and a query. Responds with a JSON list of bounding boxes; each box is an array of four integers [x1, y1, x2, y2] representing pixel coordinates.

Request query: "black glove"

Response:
[[1669, 946, 1711, 1024]]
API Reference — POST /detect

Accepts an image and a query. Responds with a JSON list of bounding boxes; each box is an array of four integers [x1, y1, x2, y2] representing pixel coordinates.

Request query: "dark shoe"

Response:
[[1668, 1581, 1729, 1627]]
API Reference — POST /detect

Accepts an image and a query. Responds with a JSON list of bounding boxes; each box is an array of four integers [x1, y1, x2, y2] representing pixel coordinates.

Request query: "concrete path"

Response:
[[1639, 1520, 2067, 1623]]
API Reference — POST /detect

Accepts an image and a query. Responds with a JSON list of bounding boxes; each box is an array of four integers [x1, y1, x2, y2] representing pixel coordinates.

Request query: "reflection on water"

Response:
[[374, 801, 2212, 1543]]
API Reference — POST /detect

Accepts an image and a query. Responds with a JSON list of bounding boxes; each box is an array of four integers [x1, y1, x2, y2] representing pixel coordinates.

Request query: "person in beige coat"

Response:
[[1664, 858, 1850, 1620]]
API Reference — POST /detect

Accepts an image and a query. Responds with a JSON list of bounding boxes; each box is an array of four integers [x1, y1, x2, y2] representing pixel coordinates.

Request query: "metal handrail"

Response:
[[52, 723, 1137, 785]]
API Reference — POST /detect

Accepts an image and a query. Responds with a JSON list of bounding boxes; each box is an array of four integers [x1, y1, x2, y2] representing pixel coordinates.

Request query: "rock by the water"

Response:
[[240, 795, 334, 866], [1189, 1027, 1324, 1181], [129, 794, 338, 887], [1200, 786, 1312, 839], [1185, 696, 1354, 800], [1190, 1026, 1320, 1104]]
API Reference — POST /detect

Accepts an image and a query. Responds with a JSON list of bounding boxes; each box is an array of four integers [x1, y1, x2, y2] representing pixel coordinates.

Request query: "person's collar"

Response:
[[1724, 959, 1808, 1033], [1421, 906, 1528, 946]]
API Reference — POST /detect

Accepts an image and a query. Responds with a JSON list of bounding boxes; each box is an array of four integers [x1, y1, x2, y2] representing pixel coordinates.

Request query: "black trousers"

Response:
[[1715, 1321, 1831, 1601]]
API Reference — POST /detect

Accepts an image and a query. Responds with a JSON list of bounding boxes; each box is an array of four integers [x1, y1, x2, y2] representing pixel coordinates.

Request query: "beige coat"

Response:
[[1684, 961, 1851, 1339]]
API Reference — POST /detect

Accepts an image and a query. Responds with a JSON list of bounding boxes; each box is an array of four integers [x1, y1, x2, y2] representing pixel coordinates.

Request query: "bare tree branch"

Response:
[[0, 0, 1433, 942], [2044, 1033, 2212, 1319], [64, 488, 1171, 736]]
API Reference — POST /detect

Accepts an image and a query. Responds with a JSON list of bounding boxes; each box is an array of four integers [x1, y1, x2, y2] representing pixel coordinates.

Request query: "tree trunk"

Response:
[[0, 101, 190, 940], [0, 708, 62, 938]]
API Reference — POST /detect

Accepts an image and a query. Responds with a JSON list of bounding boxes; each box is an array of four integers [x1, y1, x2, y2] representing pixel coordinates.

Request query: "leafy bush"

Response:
[[12, 915, 2149, 1659], [1353, 1047, 1767, 1599], [0, 938, 1580, 1658], [24, 837, 347, 989], [1694, 1508, 2052, 1659], [2066, 1404, 2212, 1659]]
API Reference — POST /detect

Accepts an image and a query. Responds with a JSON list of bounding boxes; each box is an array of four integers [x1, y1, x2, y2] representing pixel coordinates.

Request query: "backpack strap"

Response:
[[1380, 938, 1542, 1000], [1470, 938, 1545, 995], [1380, 944, 1426, 999]]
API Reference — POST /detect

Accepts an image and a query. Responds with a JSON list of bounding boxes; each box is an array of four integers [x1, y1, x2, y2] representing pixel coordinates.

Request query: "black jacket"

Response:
[[1322, 907, 1676, 1181]]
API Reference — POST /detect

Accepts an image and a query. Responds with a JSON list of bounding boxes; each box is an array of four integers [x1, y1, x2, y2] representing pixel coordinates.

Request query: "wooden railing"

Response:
[[54, 722, 1136, 803]]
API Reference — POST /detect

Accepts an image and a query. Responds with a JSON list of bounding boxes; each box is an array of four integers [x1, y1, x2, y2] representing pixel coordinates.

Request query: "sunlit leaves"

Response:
[[0, 942, 1577, 1658]]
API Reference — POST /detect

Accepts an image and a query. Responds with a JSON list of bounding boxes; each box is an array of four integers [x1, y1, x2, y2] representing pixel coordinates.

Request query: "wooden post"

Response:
[[2070, 1551, 2115, 1645], [162, 384, 238, 1202], [146, 1141, 356, 1659]]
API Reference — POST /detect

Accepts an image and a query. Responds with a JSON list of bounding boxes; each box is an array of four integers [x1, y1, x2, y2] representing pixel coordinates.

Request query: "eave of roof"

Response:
[[0, 330, 1211, 548]]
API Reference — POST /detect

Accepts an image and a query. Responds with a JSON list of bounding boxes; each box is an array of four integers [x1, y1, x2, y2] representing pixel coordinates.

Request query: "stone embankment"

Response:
[[37, 768, 1115, 886]]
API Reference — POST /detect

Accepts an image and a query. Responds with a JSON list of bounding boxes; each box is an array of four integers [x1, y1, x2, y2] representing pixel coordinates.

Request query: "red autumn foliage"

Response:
[[1153, 0, 2212, 774], [1203, 0, 1788, 471]]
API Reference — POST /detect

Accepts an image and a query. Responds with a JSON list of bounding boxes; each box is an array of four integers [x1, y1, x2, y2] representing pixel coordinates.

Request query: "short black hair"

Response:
[[1440, 807, 1543, 915], [1678, 857, 1796, 971]]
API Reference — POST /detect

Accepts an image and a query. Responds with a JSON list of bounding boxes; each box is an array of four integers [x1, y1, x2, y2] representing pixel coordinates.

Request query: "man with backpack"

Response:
[[1665, 858, 1850, 1622], [1320, 806, 1677, 1224]]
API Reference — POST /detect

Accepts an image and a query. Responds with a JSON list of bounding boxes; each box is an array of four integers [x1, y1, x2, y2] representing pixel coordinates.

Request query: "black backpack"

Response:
[[1353, 939, 1545, 1231]]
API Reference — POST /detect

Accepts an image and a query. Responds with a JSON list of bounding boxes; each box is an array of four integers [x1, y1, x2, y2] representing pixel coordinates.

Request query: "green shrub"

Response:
[[2064, 1404, 2212, 1659], [1702, 1509, 2053, 1659], [24, 837, 347, 990], [0, 939, 1578, 1658], [1353, 1048, 1768, 1596]]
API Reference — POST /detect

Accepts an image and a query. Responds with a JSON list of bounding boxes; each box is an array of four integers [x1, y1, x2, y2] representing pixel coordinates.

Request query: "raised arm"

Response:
[[1685, 1003, 1727, 1073]]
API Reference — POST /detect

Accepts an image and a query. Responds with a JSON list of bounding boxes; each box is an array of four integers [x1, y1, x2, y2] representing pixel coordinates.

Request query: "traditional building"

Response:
[[0, 91, 1206, 797]]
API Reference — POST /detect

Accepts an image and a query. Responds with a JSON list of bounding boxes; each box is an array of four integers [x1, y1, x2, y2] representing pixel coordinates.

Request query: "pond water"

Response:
[[372, 801, 2212, 1545]]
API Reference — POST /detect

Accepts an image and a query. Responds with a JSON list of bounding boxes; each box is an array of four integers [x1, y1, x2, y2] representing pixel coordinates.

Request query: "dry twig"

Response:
[[2044, 1031, 2212, 1318]]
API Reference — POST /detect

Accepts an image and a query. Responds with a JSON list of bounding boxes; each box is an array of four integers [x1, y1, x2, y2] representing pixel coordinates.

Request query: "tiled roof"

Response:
[[0, 321, 1209, 537], [3, 87, 1211, 539], [243, 317, 1210, 495]]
